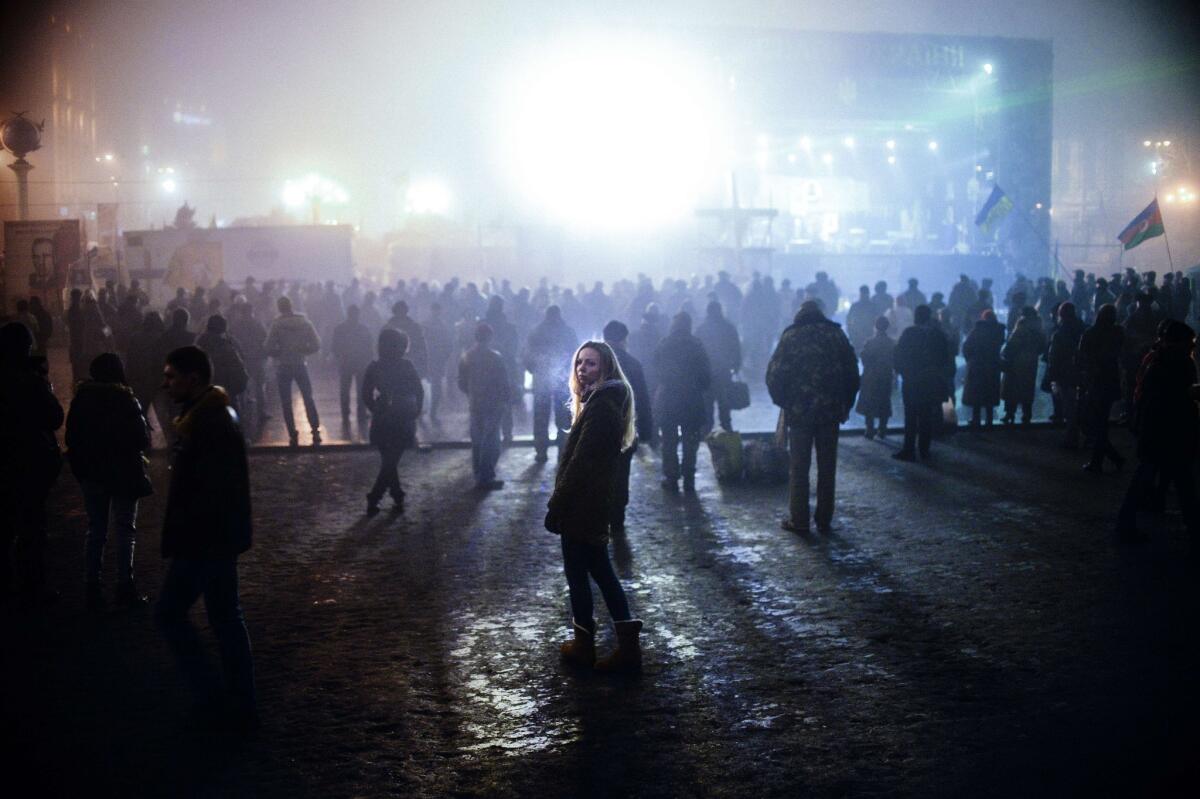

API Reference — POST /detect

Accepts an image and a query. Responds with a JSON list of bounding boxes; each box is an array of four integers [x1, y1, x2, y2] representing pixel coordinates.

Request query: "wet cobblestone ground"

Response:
[[4, 426, 1197, 797]]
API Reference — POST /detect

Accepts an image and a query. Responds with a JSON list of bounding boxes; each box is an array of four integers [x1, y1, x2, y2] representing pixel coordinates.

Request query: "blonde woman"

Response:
[[545, 341, 644, 672]]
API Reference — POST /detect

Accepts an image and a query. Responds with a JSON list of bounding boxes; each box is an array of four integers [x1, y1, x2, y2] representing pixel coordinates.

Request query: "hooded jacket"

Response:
[[162, 386, 251, 559]]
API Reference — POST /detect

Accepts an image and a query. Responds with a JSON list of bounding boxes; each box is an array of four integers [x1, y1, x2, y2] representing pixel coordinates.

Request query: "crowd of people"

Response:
[[1, 260, 1197, 730]]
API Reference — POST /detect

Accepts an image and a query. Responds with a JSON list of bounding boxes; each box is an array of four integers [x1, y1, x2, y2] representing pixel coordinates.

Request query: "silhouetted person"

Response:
[[1045, 302, 1086, 447], [962, 310, 1005, 428], [1117, 320, 1199, 542], [893, 305, 951, 461], [846, 285, 876, 351], [695, 299, 742, 432], [196, 314, 249, 412], [1079, 304, 1126, 474], [384, 300, 428, 380], [66, 353, 152, 608], [1001, 309, 1046, 425], [228, 297, 269, 431], [525, 305, 577, 463], [154, 345, 256, 730], [332, 305, 374, 431], [67, 288, 87, 382], [363, 329, 424, 514], [767, 300, 859, 533], [265, 295, 321, 447], [424, 302, 455, 422], [627, 303, 665, 400], [458, 323, 510, 489], [155, 308, 196, 447], [126, 312, 166, 434], [484, 296, 521, 443], [28, 296, 53, 356], [602, 320, 653, 534], [856, 317, 895, 439], [654, 312, 711, 492], [897, 278, 927, 310], [548, 341, 643, 673], [0, 322, 64, 603]]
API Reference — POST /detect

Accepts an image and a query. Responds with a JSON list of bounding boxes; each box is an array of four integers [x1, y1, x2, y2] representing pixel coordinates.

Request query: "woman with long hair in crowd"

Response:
[[545, 340, 644, 672]]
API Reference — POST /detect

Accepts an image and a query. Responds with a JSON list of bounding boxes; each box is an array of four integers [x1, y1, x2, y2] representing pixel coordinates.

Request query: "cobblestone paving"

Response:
[[3, 428, 1196, 797]]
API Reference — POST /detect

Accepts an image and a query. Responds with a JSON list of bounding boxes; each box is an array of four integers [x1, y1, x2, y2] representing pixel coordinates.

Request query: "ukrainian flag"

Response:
[[975, 185, 1014, 235]]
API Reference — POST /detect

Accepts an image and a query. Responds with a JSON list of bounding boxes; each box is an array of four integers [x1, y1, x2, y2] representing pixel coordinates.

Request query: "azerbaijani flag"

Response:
[[975, 185, 1013, 234], [1117, 199, 1165, 251]]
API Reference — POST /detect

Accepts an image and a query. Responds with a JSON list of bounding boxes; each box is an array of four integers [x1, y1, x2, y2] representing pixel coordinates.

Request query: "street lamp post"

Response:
[[1, 112, 45, 221]]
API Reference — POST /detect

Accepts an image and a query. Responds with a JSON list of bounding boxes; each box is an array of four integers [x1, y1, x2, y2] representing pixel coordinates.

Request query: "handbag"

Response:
[[728, 378, 751, 410]]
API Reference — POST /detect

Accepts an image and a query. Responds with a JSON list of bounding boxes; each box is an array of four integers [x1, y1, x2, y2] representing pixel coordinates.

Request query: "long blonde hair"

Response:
[[568, 340, 636, 451]]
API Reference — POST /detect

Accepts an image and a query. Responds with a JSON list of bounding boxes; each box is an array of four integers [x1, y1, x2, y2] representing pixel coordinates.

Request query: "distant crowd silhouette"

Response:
[[2, 263, 1197, 726]]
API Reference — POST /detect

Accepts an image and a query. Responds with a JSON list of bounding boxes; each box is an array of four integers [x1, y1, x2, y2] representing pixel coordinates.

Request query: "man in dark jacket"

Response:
[[459, 323, 510, 489], [66, 353, 152, 608], [154, 345, 256, 728], [332, 304, 375, 431], [384, 301, 429, 379], [0, 322, 64, 603], [654, 312, 711, 493], [695, 300, 743, 433], [767, 301, 860, 533], [604, 320, 654, 532], [1044, 302, 1086, 447], [524, 306, 578, 462], [1117, 320, 1199, 541], [893, 305, 952, 461]]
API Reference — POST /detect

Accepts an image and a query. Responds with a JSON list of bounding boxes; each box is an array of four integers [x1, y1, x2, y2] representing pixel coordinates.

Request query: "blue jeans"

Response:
[[532, 387, 570, 456], [155, 557, 256, 711], [561, 536, 631, 625], [276, 362, 320, 436], [470, 407, 503, 483], [81, 481, 139, 585]]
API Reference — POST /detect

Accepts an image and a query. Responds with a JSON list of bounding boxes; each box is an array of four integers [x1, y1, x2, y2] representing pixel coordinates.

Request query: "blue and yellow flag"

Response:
[[975, 185, 1014, 235]]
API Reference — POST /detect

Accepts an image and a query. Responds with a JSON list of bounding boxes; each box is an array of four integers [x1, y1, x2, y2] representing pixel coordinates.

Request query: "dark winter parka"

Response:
[[1043, 315, 1086, 390], [162, 386, 252, 559], [961, 317, 1005, 407], [66, 381, 152, 498], [653, 328, 711, 430], [1131, 343, 1198, 465], [545, 381, 628, 547], [766, 311, 860, 425], [1001, 317, 1047, 406], [894, 322, 953, 404], [363, 356, 424, 449]]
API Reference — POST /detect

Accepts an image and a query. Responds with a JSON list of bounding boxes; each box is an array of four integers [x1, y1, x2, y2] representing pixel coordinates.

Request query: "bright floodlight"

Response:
[[496, 33, 727, 230], [842, 136, 855, 149], [799, 136, 813, 150], [928, 140, 939, 151], [885, 139, 896, 150], [887, 155, 896, 165], [405, 179, 452, 215], [282, 174, 349, 208], [160, 178, 177, 194], [983, 63, 993, 75], [822, 152, 834, 165]]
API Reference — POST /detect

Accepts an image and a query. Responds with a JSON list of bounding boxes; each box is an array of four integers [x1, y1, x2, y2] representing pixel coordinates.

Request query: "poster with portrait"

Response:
[[1, 219, 82, 315]]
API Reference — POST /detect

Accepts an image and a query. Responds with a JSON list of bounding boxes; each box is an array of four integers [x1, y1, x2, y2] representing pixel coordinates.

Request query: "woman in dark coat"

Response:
[[961, 310, 1005, 427], [546, 341, 643, 673], [362, 328, 424, 514], [65, 353, 152, 607], [856, 316, 895, 439], [1001, 309, 1047, 424]]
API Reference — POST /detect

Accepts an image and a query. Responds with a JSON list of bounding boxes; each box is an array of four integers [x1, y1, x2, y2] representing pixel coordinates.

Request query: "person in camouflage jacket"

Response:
[[766, 301, 860, 534]]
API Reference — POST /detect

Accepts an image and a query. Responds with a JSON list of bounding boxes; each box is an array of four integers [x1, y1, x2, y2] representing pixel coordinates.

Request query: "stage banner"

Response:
[[2, 219, 82, 315]]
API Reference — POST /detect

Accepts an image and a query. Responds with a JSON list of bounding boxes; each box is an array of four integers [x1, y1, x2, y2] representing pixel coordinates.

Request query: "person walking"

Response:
[[154, 345, 256, 730], [458, 323, 510, 490], [1000, 309, 1047, 425], [893, 305, 952, 462], [0, 322, 64, 604], [961, 310, 1005, 428], [695, 299, 743, 433], [362, 329, 424, 514], [766, 300, 860, 533], [547, 341, 644, 672], [1116, 320, 1199, 541], [265, 295, 322, 447], [856, 316, 895, 439], [332, 305, 375, 433], [65, 353, 152, 608], [653, 312, 711, 493], [602, 320, 654, 534], [524, 306, 577, 463]]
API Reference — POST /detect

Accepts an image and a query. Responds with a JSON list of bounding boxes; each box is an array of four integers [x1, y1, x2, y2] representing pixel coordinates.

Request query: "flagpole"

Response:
[[1157, 193, 1177, 272], [1013, 204, 1069, 282]]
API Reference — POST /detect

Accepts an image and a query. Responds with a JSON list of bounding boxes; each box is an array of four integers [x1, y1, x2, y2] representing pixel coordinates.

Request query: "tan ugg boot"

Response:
[[594, 619, 643, 673], [560, 619, 596, 667]]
